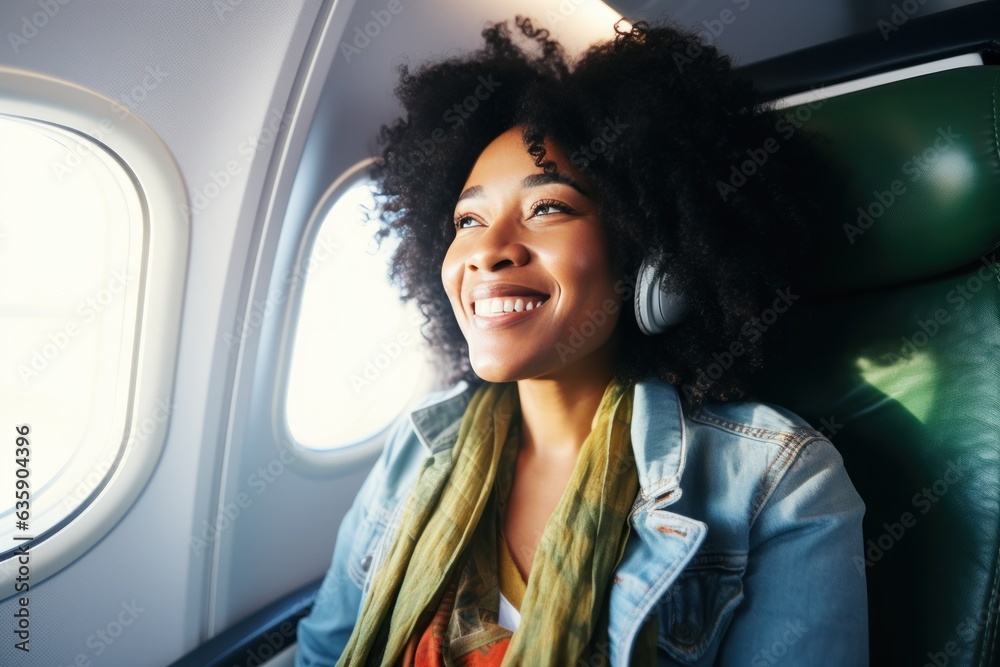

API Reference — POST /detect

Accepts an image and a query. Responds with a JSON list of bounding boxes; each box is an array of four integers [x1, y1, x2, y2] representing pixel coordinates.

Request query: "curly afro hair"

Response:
[[369, 15, 835, 407]]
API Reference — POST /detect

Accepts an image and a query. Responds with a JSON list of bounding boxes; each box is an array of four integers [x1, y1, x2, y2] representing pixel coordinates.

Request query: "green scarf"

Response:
[[337, 378, 658, 665]]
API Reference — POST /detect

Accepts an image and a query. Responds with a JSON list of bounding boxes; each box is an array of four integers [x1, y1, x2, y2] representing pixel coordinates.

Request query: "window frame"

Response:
[[0, 65, 188, 597], [272, 157, 435, 473]]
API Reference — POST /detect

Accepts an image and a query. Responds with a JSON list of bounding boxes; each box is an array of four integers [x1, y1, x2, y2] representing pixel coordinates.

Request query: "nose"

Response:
[[465, 217, 530, 272]]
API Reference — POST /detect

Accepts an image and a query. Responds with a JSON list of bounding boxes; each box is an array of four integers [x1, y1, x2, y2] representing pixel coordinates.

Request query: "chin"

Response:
[[469, 361, 518, 384], [470, 353, 567, 384], [469, 352, 534, 383]]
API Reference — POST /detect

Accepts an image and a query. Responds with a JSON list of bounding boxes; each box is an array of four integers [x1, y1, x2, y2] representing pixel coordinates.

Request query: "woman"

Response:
[[296, 16, 867, 666]]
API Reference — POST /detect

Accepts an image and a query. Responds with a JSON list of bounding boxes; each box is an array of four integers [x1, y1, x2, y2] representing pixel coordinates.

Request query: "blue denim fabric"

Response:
[[295, 379, 868, 666]]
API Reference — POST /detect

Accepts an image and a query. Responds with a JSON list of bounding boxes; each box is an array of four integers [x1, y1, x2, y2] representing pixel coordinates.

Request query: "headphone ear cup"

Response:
[[634, 257, 688, 335]]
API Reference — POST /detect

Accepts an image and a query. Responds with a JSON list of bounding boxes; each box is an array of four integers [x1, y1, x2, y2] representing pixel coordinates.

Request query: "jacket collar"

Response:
[[407, 378, 688, 506], [407, 379, 702, 666]]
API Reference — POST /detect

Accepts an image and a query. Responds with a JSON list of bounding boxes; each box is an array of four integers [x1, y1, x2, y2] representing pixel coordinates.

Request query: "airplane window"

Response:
[[0, 114, 144, 553], [283, 177, 433, 451]]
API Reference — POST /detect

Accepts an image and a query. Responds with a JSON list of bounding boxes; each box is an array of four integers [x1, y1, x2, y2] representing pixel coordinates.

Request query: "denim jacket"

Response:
[[295, 379, 869, 666]]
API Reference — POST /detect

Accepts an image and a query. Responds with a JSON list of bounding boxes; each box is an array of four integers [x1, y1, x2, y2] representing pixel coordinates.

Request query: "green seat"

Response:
[[756, 65, 1000, 665]]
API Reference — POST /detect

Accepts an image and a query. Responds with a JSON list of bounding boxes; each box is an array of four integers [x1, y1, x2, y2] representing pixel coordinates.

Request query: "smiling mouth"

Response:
[[473, 295, 550, 317]]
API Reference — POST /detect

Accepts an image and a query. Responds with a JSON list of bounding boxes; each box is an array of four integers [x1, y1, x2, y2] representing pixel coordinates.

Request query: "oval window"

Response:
[[0, 115, 144, 553], [283, 175, 434, 450], [0, 66, 185, 594]]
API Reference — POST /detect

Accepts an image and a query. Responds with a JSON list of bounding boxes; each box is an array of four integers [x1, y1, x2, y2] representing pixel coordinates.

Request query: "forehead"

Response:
[[461, 127, 594, 195]]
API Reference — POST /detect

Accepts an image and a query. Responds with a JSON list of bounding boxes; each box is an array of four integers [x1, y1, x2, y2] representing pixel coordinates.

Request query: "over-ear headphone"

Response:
[[634, 256, 687, 335]]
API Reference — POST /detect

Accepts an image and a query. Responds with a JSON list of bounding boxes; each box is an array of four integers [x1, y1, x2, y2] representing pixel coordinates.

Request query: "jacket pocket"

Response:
[[657, 552, 746, 664], [346, 499, 395, 590]]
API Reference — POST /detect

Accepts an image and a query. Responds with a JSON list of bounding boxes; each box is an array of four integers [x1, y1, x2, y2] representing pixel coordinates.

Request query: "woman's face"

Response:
[[441, 126, 623, 382]]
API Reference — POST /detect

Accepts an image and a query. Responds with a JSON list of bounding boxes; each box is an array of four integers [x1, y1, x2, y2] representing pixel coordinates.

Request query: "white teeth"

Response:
[[474, 296, 547, 317]]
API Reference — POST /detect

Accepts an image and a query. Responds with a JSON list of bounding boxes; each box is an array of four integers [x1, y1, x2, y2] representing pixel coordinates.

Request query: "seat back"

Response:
[[756, 63, 1000, 665]]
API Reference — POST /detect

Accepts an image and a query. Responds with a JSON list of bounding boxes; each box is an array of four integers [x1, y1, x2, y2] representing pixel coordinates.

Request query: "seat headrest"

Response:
[[784, 65, 1000, 293]]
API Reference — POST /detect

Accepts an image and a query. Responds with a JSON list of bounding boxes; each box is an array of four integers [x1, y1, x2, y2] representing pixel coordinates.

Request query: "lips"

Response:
[[469, 282, 549, 315], [467, 282, 551, 323], [470, 281, 547, 298]]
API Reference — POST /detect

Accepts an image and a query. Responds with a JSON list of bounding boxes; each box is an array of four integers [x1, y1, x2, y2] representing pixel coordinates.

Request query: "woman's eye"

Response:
[[530, 199, 575, 217], [452, 200, 576, 230], [453, 215, 479, 230]]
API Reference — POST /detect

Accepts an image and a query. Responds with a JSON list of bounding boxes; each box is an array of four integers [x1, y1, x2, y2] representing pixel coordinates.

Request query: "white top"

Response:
[[498, 591, 521, 632]]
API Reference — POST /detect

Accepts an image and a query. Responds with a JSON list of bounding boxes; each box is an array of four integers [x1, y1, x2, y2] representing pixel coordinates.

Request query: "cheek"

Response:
[[440, 245, 463, 309], [561, 233, 622, 330], [555, 233, 617, 299]]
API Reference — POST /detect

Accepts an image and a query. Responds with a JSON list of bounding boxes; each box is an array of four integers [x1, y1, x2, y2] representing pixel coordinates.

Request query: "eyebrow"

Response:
[[455, 171, 593, 203]]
